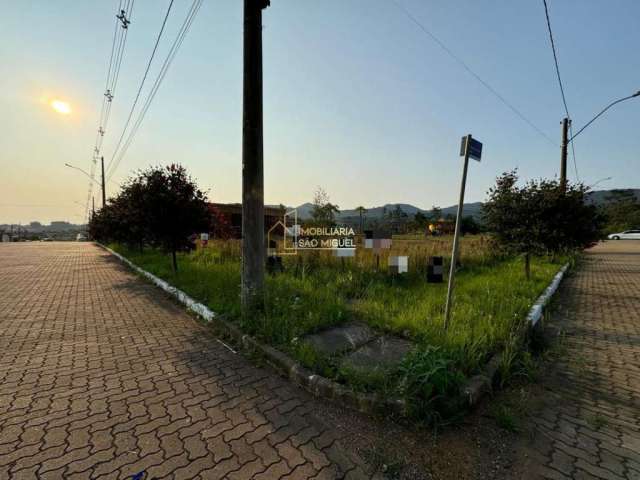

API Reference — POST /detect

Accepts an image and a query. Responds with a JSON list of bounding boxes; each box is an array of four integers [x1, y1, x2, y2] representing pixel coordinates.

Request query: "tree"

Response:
[[140, 165, 210, 272], [88, 191, 142, 247], [429, 206, 443, 222], [460, 215, 481, 235], [355, 206, 367, 233], [310, 187, 340, 226], [89, 164, 210, 272], [484, 170, 601, 278], [412, 211, 429, 232]]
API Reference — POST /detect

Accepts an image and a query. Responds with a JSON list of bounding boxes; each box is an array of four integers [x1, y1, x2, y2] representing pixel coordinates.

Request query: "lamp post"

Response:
[[64, 163, 109, 208], [560, 90, 639, 190], [587, 176, 612, 190], [65, 163, 101, 186], [570, 91, 640, 142]]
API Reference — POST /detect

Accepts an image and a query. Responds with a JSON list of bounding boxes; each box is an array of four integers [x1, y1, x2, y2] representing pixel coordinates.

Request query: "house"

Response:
[[208, 203, 285, 239], [428, 218, 455, 235]]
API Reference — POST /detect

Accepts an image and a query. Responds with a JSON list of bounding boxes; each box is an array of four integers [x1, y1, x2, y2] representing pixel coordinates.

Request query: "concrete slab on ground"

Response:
[[340, 335, 414, 372], [302, 322, 377, 356]]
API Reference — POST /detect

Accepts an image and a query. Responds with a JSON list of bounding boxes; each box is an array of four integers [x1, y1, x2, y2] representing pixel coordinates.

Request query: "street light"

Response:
[[587, 176, 612, 190], [64, 162, 116, 208], [560, 90, 639, 190], [64, 163, 101, 187], [569, 90, 640, 143]]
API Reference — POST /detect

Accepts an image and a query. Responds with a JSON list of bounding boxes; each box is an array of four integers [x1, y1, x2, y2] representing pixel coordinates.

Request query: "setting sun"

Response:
[[50, 99, 71, 115]]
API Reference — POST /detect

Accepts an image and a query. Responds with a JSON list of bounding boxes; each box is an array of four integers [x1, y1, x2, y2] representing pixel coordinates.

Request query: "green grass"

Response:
[[490, 404, 520, 432], [110, 240, 566, 418]]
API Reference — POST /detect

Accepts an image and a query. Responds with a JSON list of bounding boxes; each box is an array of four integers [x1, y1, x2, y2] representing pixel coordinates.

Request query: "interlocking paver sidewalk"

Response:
[[0, 242, 375, 479], [519, 241, 640, 480]]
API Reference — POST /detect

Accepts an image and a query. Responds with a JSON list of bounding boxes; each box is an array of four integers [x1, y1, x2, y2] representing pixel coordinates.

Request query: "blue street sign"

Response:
[[459, 135, 483, 161], [468, 137, 482, 161]]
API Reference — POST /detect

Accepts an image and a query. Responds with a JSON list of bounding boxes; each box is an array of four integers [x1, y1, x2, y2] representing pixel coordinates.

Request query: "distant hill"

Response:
[[294, 201, 485, 221], [585, 189, 640, 205], [291, 189, 639, 222]]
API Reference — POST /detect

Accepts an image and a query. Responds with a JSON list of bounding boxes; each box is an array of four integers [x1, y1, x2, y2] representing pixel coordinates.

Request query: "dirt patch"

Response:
[[315, 390, 532, 479]]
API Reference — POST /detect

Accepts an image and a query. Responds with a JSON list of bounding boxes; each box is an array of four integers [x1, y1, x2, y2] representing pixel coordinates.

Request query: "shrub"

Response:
[[397, 346, 465, 421], [484, 170, 601, 278]]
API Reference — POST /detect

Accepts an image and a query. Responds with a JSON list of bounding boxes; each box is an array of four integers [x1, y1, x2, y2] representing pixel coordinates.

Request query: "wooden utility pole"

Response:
[[101, 156, 106, 208], [241, 0, 269, 311], [560, 117, 569, 192]]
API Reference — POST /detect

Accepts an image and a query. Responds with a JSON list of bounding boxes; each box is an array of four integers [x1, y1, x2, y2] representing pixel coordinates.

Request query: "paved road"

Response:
[[520, 241, 640, 479], [0, 243, 374, 479]]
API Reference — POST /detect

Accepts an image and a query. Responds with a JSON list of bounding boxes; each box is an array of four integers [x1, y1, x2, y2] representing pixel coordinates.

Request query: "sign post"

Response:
[[444, 134, 482, 329]]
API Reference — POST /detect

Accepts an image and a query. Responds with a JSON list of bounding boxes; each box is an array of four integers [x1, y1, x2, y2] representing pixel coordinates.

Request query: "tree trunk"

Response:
[[524, 252, 531, 280]]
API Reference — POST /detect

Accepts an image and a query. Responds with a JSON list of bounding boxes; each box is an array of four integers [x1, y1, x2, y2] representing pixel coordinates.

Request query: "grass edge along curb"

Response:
[[97, 242, 406, 416], [98, 243, 568, 416], [461, 262, 570, 407]]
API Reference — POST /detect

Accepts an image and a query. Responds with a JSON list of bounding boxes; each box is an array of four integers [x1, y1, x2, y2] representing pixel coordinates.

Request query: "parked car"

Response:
[[76, 233, 87, 241], [608, 230, 640, 240]]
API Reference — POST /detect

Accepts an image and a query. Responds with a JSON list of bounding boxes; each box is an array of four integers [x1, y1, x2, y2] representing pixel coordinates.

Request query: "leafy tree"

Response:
[[89, 164, 210, 272], [429, 206, 443, 222], [89, 193, 140, 247], [310, 187, 340, 226], [460, 215, 481, 235], [412, 211, 429, 231], [355, 206, 367, 233], [140, 165, 210, 272], [385, 205, 410, 233], [118, 178, 149, 250], [484, 170, 601, 278]]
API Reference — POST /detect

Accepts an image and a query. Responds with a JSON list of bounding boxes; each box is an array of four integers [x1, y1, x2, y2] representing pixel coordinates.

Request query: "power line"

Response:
[[84, 0, 135, 221], [106, 0, 175, 175], [542, 0, 579, 181], [106, 0, 203, 181], [542, 0, 569, 118], [108, 0, 203, 181], [389, 0, 557, 147]]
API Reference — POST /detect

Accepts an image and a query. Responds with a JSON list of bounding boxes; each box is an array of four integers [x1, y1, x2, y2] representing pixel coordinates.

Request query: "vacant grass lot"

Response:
[[111, 236, 566, 417]]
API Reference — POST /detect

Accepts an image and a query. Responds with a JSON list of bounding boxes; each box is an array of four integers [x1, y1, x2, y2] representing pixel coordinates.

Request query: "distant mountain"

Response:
[[294, 201, 485, 220], [290, 188, 639, 223], [586, 189, 640, 205], [439, 202, 484, 220], [294, 202, 315, 219]]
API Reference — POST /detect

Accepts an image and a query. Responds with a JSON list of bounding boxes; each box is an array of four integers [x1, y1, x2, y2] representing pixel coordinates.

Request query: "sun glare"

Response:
[[51, 99, 71, 115]]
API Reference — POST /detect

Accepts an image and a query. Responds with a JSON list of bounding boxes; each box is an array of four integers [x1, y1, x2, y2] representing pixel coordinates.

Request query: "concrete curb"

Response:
[[461, 262, 570, 407], [98, 243, 406, 417]]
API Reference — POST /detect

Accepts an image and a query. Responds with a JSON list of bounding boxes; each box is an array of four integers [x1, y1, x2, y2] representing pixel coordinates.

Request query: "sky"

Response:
[[1, 0, 639, 225]]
